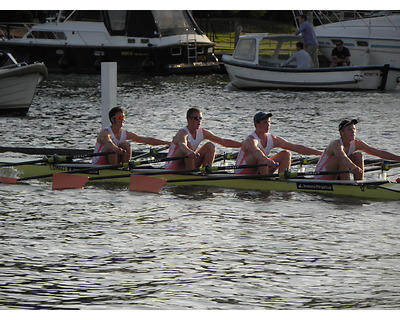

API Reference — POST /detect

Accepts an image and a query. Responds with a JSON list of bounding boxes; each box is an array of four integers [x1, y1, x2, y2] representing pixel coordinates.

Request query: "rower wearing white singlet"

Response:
[[164, 107, 241, 170], [315, 137, 356, 180], [235, 132, 274, 174], [314, 119, 400, 181], [92, 127, 127, 165], [234, 112, 322, 175], [165, 126, 204, 169], [91, 107, 170, 165]]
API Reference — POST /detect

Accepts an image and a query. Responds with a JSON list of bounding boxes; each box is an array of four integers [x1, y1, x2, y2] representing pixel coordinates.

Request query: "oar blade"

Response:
[[52, 173, 89, 190], [129, 175, 167, 193], [0, 177, 20, 184]]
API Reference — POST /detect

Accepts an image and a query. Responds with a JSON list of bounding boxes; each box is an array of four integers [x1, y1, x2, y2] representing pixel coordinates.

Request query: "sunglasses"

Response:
[[191, 116, 203, 121], [114, 115, 125, 120]]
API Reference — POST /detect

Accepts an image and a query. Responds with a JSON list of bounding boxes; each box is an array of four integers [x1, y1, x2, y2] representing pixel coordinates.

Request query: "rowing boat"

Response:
[[2, 162, 399, 200]]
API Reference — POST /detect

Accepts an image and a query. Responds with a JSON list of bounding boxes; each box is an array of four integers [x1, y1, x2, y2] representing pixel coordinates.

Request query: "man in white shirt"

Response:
[[280, 42, 311, 69]]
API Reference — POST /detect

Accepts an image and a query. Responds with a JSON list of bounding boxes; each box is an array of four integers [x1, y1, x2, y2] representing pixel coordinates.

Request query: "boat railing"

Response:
[[0, 23, 34, 40], [311, 10, 400, 29]]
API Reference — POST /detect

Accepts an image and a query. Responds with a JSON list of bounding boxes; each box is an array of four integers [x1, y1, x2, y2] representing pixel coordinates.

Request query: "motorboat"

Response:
[[221, 33, 400, 91], [312, 11, 400, 66], [0, 50, 47, 115], [0, 10, 219, 74]]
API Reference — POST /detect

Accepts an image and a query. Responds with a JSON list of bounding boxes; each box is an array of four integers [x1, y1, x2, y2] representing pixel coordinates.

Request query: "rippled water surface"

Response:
[[1, 73, 400, 309]]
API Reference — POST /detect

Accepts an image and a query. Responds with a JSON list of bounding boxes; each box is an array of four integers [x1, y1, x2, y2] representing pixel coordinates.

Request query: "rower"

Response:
[[165, 107, 242, 170], [234, 112, 322, 175], [92, 107, 170, 165], [315, 119, 400, 180]]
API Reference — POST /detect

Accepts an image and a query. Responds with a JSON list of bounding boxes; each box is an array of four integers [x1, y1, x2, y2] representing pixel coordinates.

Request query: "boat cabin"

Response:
[[233, 34, 305, 67]]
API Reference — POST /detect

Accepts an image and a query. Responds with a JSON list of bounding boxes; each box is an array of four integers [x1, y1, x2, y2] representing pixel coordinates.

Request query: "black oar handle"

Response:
[[130, 155, 188, 167]]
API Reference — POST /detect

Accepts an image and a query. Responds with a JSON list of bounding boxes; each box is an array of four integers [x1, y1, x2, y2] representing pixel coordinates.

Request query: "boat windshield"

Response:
[[233, 39, 256, 61], [152, 10, 198, 36], [62, 10, 103, 22]]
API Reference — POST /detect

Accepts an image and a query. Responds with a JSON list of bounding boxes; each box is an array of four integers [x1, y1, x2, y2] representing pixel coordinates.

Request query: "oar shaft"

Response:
[[132, 155, 188, 166], [131, 145, 169, 160], [0, 151, 115, 167]]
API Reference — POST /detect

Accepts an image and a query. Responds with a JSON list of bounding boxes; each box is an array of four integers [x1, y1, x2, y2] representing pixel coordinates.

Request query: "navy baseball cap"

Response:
[[254, 112, 272, 123], [339, 119, 358, 131]]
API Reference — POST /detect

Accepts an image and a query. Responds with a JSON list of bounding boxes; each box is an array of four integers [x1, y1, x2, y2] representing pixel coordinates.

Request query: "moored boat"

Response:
[[221, 33, 400, 91], [2, 162, 399, 200], [0, 10, 219, 75], [0, 51, 47, 115], [313, 11, 400, 67]]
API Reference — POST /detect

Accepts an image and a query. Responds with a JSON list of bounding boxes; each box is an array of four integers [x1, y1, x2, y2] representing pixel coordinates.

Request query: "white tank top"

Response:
[[92, 127, 127, 164], [315, 137, 356, 172], [165, 127, 205, 169], [235, 132, 274, 173]]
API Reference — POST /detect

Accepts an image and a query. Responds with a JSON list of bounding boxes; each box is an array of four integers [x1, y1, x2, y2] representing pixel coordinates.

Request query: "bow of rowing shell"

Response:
[[4, 163, 400, 200]]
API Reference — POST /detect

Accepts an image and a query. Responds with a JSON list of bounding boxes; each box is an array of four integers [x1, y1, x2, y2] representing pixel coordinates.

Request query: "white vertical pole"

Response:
[[101, 62, 117, 129]]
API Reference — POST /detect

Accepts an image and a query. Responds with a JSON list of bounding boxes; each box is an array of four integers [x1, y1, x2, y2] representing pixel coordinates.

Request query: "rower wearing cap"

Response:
[[235, 112, 322, 175], [315, 119, 400, 180]]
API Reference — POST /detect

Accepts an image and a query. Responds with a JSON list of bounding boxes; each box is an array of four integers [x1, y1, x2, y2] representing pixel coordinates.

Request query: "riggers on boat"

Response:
[[2, 162, 400, 200]]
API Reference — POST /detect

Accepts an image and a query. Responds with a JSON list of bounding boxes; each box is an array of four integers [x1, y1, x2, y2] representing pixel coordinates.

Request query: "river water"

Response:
[[0, 73, 400, 310]]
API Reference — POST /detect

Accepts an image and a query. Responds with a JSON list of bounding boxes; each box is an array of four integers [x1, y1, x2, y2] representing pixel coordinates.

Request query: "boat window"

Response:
[[65, 10, 103, 22], [108, 11, 128, 32], [27, 31, 66, 40], [102, 10, 128, 36], [125, 11, 158, 38], [152, 10, 198, 36], [233, 39, 256, 61], [356, 41, 369, 47]]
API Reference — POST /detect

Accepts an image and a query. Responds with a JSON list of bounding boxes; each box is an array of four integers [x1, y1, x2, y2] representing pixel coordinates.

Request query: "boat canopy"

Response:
[[60, 10, 201, 38]]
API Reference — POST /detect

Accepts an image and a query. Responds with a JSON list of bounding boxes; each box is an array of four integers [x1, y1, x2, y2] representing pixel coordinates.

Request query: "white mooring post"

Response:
[[101, 62, 117, 129]]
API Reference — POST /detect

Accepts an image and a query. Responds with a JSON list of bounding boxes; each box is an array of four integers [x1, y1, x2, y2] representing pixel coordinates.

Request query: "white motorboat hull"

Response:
[[315, 13, 400, 67], [0, 63, 47, 115], [222, 56, 400, 91], [0, 11, 219, 75]]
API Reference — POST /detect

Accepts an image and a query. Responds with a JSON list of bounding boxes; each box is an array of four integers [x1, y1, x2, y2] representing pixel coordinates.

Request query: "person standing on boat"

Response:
[[315, 119, 400, 180], [295, 14, 319, 68], [235, 112, 322, 175], [280, 42, 311, 68], [92, 107, 170, 165], [330, 40, 351, 67], [165, 107, 242, 170]]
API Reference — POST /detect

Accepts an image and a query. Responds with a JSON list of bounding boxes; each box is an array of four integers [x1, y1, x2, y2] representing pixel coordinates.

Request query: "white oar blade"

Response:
[[129, 175, 167, 193], [52, 173, 89, 190]]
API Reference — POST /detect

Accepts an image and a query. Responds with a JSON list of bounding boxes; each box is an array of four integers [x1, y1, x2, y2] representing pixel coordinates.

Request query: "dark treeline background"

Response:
[[0, 10, 294, 24]]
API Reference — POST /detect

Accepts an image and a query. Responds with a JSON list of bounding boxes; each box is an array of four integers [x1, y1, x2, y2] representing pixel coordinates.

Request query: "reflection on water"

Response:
[[0, 73, 400, 309]]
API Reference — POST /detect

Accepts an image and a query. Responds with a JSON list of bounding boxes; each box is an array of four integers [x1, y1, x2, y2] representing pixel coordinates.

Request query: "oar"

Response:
[[129, 169, 355, 193], [364, 159, 400, 166], [1, 155, 189, 186], [131, 145, 169, 160], [0, 151, 116, 167], [0, 146, 93, 156], [291, 157, 320, 166], [51, 162, 279, 190], [214, 152, 238, 162]]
